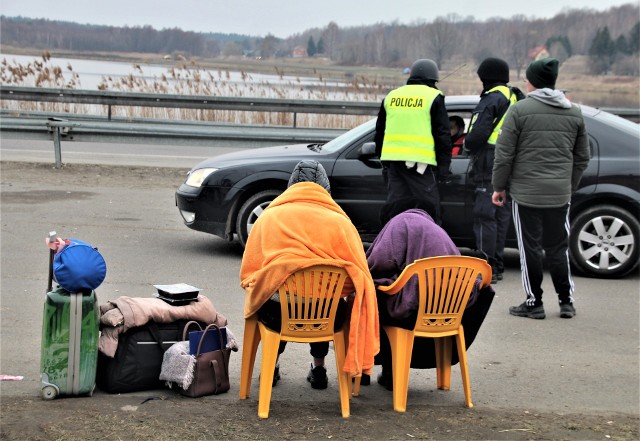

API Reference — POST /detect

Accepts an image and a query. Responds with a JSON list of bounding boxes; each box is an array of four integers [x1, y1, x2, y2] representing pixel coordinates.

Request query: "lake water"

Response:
[[0, 53, 353, 94]]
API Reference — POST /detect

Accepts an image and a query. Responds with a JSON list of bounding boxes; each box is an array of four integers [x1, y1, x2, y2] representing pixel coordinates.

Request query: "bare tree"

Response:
[[401, 23, 426, 63], [501, 16, 536, 80], [321, 22, 340, 60], [1, 4, 639, 74], [221, 41, 243, 57], [425, 15, 460, 68], [382, 23, 412, 66], [363, 25, 386, 65], [258, 34, 280, 58]]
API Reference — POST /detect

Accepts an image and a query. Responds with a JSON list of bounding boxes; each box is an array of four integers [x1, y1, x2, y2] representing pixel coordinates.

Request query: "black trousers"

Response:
[[473, 182, 511, 273], [257, 298, 348, 358], [381, 161, 441, 223], [511, 201, 575, 307]]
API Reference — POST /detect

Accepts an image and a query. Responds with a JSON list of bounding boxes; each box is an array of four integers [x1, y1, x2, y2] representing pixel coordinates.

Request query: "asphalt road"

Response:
[[0, 148, 638, 421], [0, 138, 247, 168]]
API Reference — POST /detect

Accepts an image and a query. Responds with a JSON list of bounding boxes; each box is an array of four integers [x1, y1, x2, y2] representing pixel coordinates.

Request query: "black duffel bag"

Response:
[[97, 320, 204, 393]]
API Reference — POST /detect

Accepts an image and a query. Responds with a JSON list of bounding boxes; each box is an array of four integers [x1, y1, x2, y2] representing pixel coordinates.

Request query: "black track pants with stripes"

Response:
[[511, 201, 575, 307]]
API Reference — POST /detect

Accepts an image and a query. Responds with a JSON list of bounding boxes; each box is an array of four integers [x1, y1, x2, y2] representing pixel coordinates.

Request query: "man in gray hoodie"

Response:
[[491, 58, 591, 320]]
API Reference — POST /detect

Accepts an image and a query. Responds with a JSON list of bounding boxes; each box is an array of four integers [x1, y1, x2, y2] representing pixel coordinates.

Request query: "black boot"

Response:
[[376, 367, 393, 391]]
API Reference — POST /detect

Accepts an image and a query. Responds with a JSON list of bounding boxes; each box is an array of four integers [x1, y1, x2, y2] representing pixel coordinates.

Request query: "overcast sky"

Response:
[[1, 0, 633, 38]]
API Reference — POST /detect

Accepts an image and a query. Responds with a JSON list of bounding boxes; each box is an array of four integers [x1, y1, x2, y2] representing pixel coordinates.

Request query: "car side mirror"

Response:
[[359, 142, 378, 159]]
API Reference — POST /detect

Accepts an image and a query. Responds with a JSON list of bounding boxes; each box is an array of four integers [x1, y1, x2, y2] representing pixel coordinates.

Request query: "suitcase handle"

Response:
[[47, 231, 57, 293], [47, 248, 55, 293]]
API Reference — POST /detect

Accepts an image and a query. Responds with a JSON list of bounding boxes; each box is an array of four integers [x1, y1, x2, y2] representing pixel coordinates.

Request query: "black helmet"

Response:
[[409, 59, 439, 82]]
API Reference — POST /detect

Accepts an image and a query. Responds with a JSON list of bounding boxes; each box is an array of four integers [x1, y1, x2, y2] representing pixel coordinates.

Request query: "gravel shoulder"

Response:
[[1, 392, 638, 441]]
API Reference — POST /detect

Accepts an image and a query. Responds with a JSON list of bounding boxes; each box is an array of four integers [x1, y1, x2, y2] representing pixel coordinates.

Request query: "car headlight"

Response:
[[185, 168, 218, 188]]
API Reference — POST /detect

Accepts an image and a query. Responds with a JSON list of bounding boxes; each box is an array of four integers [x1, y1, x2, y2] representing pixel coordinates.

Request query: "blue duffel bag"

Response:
[[53, 238, 107, 292]]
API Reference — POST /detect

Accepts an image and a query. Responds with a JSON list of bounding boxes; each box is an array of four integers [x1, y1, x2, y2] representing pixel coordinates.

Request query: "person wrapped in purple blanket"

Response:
[[366, 198, 495, 390]]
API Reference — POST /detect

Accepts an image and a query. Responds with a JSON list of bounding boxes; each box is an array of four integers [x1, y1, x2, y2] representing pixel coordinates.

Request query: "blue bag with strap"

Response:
[[53, 238, 107, 292]]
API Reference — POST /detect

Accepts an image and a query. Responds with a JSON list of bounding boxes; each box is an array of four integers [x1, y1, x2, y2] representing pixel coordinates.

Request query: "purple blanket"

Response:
[[366, 209, 461, 320]]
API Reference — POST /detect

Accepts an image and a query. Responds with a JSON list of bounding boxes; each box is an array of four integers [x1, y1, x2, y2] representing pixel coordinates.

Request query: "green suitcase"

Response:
[[40, 287, 99, 399]]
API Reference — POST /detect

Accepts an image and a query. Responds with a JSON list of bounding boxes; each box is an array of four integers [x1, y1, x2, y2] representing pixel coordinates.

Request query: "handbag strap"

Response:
[[209, 348, 230, 391], [181, 320, 204, 341], [209, 356, 228, 390], [218, 347, 229, 376], [195, 324, 226, 356]]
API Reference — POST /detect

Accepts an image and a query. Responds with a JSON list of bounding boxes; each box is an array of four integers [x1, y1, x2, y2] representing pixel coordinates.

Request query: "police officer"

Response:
[[374, 58, 452, 225], [464, 57, 524, 283]]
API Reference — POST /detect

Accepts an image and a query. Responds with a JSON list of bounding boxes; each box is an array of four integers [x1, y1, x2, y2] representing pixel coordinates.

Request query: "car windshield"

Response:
[[320, 119, 376, 153]]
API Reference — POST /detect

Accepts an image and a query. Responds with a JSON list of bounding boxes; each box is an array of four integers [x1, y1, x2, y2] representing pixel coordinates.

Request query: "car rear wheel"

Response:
[[235, 190, 282, 248], [569, 204, 639, 278]]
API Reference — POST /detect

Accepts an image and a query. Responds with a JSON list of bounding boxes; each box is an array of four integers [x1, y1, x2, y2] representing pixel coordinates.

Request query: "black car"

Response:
[[176, 96, 640, 278]]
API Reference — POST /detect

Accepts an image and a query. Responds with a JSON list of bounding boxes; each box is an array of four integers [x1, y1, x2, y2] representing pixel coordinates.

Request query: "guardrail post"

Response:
[[52, 127, 62, 169], [47, 117, 67, 169], [293, 112, 297, 128]]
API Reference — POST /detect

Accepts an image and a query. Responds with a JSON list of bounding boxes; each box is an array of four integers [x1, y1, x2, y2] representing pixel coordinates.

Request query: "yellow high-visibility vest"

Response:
[[486, 86, 518, 145], [380, 84, 442, 164]]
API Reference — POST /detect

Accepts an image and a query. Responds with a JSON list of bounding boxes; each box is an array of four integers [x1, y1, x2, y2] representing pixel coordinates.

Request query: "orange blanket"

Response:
[[240, 182, 379, 377]]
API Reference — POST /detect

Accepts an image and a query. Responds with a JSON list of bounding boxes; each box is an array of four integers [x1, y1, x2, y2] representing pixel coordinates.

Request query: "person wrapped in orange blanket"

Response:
[[240, 160, 379, 389]]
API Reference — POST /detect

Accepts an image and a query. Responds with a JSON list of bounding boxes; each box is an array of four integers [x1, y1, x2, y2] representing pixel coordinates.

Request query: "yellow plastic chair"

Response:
[[239, 265, 352, 419], [372, 256, 491, 412]]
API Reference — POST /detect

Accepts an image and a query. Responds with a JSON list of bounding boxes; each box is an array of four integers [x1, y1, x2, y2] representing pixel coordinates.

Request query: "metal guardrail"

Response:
[[0, 112, 346, 143], [599, 107, 640, 119], [1, 86, 369, 168], [1, 86, 381, 125], [0, 113, 347, 169], [3, 85, 637, 120], [1, 86, 638, 168]]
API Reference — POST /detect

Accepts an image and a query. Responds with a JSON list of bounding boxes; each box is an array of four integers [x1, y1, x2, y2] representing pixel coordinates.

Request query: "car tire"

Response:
[[235, 190, 282, 248], [569, 204, 640, 278]]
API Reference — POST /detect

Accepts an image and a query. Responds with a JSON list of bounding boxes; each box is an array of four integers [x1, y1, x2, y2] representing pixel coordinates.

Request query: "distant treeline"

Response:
[[1, 3, 638, 75]]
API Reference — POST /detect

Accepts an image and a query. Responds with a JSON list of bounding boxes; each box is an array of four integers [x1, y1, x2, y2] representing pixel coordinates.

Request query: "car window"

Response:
[[448, 111, 472, 158], [321, 119, 376, 153]]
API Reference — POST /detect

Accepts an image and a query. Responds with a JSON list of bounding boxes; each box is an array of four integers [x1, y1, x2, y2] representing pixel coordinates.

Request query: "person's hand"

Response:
[[437, 168, 452, 184], [492, 190, 506, 206]]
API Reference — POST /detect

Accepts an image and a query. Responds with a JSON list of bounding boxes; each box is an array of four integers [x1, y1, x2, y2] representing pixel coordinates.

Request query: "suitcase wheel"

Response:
[[42, 385, 58, 400]]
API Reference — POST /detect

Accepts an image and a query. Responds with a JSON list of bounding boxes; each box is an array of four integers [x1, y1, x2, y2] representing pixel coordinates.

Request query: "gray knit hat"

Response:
[[526, 58, 559, 89], [288, 160, 330, 193]]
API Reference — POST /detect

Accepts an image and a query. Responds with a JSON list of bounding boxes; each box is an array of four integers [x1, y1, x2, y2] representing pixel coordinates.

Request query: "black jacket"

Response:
[[464, 84, 521, 183]]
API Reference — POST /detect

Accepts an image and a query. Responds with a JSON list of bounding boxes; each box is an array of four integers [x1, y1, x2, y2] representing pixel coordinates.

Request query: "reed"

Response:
[[0, 53, 384, 129], [4, 52, 636, 125]]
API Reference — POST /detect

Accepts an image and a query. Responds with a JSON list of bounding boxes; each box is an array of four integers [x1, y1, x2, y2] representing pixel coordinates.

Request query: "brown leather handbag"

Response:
[[179, 321, 230, 397]]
